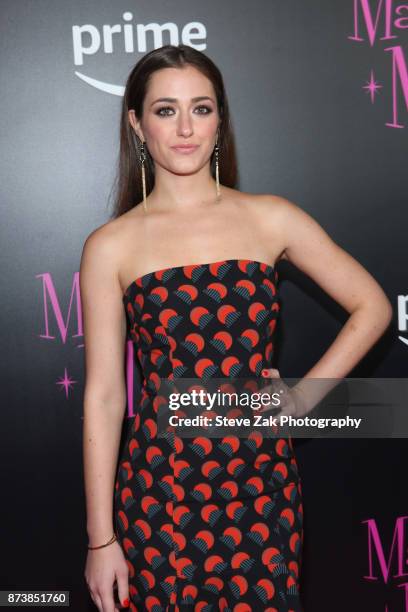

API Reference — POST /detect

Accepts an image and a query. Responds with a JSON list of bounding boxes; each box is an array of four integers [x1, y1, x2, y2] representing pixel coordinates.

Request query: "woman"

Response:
[[81, 44, 392, 611]]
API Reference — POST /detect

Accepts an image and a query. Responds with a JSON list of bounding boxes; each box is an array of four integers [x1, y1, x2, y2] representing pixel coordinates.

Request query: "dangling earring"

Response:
[[139, 140, 147, 212], [214, 135, 221, 202]]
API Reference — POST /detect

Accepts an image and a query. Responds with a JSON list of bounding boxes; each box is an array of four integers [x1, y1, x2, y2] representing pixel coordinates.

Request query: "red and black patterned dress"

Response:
[[114, 258, 304, 611]]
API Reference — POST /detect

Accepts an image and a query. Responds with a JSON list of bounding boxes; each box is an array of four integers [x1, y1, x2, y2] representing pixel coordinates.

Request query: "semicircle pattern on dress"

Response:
[[114, 258, 304, 612]]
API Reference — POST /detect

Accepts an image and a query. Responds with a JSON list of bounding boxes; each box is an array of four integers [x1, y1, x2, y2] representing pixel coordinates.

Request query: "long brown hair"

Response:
[[109, 44, 238, 219]]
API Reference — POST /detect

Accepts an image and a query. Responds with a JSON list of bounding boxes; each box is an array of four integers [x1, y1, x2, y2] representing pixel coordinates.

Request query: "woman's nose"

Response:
[[177, 112, 193, 136]]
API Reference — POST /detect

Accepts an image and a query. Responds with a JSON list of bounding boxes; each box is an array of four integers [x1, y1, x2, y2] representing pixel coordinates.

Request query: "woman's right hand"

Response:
[[84, 541, 130, 611]]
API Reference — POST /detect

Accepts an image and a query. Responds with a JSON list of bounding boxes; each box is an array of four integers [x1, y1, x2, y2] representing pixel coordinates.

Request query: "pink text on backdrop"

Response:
[[348, 0, 408, 127], [363, 515, 408, 610], [37, 272, 140, 415], [37, 272, 83, 342]]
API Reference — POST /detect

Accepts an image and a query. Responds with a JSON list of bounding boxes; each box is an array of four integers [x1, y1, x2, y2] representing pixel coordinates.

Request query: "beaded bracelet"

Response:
[[88, 533, 117, 550]]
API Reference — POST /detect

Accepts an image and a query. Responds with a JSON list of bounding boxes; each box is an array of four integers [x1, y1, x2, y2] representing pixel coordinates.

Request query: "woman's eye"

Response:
[[156, 107, 174, 116], [155, 105, 212, 117], [195, 105, 212, 114]]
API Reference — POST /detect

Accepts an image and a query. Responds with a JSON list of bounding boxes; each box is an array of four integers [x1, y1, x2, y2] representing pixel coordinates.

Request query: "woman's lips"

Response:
[[171, 145, 199, 154]]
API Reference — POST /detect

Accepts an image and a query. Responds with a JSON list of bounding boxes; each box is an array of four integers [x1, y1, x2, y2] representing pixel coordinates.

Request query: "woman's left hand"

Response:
[[260, 368, 307, 418]]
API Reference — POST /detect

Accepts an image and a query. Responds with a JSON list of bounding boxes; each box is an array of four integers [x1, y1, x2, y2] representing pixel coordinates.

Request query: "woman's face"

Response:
[[129, 65, 220, 176]]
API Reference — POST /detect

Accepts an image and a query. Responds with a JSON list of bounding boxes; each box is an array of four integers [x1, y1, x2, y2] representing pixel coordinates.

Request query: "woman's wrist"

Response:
[[87, 524, 116, 547], [291, 384, 314, 417], [87, 532, 117, 550]]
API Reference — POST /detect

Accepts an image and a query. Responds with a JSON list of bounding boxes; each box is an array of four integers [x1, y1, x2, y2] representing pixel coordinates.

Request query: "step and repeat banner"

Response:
[[1, 1, 407, 610]]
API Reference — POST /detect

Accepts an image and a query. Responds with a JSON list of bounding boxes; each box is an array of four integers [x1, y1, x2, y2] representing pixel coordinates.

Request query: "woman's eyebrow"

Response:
[[150, 96, 215, 106]]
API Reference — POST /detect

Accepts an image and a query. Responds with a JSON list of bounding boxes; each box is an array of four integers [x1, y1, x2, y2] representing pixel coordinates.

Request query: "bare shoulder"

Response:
[[239, 191, 392, 318], [81, 217, 121, 274], [228, 190, 302, 262], [242, 192, 304, 222], [80, 208, 142, 298], [230, 189, 296, 221], [242, 192, 334, 262]]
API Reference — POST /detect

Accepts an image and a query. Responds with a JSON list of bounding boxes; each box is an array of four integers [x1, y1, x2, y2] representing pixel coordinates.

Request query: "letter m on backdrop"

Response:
[[362, 516, 408, 583], [37, 272, 82, 343]]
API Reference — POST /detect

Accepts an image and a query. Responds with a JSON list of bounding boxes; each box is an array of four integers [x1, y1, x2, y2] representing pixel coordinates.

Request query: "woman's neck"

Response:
[[147, 167, 218, 212]]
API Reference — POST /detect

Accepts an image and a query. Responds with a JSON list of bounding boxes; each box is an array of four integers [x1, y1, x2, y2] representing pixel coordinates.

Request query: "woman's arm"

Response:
[[81, 228, 127, 544], [80, 227, 129, 610], [263, 196, 393, 413]]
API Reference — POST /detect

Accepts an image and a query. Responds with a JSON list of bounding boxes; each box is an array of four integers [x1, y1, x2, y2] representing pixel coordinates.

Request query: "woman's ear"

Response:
[[128, 109, 144, 141]]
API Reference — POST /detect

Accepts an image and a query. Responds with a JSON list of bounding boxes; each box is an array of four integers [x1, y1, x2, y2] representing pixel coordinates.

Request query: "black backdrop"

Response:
[[1, 1, 407, 610]]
